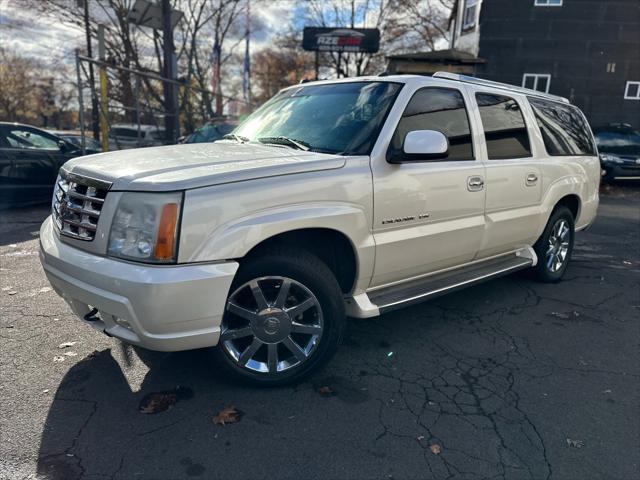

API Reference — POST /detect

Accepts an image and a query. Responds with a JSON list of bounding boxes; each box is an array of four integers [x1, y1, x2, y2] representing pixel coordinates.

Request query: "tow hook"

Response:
[[84, 307, 100, 322]]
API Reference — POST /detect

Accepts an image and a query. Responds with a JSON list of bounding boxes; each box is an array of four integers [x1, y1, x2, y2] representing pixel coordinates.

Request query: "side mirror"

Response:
[[388, 130, 449, 163], [57, 140, 68, 151], [403, 130, 449, 156]]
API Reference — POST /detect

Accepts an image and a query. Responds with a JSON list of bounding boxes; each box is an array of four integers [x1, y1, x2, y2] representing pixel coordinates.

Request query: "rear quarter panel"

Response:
[[525, 102, 600, 236]]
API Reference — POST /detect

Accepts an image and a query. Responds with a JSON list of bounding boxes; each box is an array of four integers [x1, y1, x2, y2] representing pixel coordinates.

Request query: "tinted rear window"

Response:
[[476, 93, 531, 159], [528, 97, 595, 156]]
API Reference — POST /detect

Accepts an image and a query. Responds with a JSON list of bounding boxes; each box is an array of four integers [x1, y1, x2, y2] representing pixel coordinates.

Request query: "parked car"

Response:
[[593, 123, 640, 182], [0, 122, 81, 207], [49, 131, 103, 155], [108, 123, 165, 150], [182, 120, 239, 144], [39, 73, 600, 385]]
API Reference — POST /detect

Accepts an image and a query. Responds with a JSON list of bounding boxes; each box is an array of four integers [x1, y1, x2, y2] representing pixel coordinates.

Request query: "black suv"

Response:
[[0, 122, 82, 208], [593, 123, 640, 182]]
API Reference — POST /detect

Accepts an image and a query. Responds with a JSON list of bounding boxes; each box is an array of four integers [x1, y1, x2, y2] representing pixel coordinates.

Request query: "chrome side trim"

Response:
[[376, 259, 532, 312], [368, 250, 524, 293]]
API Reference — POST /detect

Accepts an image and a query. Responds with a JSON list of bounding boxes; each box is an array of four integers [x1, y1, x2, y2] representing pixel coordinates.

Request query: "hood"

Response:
[[61, 142, 346, 191]]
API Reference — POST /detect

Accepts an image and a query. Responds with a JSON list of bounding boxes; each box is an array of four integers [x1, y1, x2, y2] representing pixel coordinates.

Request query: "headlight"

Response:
[[108, 192, 182, 263], [599, 153, 623, 164]]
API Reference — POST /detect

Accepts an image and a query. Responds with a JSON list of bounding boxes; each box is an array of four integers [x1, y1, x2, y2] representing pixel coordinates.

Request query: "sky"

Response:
[[0, 0, 302, 68]]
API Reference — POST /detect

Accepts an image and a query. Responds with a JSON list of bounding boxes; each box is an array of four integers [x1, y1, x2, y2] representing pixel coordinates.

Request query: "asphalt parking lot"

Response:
[[1, 186, 639, 480]]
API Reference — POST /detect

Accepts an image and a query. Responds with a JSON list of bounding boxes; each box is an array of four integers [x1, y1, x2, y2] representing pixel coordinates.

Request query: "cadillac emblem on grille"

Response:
[[52, 172, 111, 241]]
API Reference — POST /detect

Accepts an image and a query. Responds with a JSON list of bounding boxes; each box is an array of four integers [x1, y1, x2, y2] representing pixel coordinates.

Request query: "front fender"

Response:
[[183, 202, 375, 293]]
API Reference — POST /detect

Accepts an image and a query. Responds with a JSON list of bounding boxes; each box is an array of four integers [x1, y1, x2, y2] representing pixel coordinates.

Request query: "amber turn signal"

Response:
[[155, 203, 179, 260]]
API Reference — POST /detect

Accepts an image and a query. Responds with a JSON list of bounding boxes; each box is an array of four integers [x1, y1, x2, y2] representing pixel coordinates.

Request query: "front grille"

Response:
[[52, 172, 111, 241]]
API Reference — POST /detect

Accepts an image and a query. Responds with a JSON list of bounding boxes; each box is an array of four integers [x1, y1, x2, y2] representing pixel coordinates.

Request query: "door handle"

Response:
[[526, 173, 538, 186], [467, 176, 484, 192]]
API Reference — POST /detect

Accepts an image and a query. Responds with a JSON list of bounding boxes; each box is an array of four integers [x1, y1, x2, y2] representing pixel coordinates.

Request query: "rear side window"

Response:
[[475, 93, 532, 159], [391, 87, 474, 161], [528, 97, 596, 156]]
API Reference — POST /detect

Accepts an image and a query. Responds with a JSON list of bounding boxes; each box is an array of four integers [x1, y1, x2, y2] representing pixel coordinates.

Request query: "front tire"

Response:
[[213, 248, 346, 386], [532, 206, 575, 283]]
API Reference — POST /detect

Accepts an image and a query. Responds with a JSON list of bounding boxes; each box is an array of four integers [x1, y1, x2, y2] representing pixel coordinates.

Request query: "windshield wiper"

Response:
[[222, 133, 250, 143], [257, 136, 310, 151]]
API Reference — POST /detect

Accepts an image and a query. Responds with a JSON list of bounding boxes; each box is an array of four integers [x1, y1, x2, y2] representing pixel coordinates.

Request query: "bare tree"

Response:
[[252, 32, 316, 104], [0, 48, 75, 128], [176, 0, 246, 129], [31, 0, 250, 132], [387, 0, 454, 52], [305, 0, 453, 78]]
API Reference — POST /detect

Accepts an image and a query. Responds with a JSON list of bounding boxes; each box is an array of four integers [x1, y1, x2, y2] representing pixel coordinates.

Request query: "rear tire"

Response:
[[213, 248, 346, 386], [532, 206, 575, 283]]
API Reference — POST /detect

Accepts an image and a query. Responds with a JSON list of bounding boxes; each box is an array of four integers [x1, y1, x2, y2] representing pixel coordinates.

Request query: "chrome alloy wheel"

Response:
[[546, 219, 571, 273], [221, 276, 324, 374]]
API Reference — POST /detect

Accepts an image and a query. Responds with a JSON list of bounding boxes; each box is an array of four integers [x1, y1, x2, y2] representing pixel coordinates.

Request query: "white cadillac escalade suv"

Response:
[[40, 73, 600, 385]]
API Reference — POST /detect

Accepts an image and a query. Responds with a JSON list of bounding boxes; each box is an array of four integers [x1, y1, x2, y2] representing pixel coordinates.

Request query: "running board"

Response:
[[369, 254, 533, 314]]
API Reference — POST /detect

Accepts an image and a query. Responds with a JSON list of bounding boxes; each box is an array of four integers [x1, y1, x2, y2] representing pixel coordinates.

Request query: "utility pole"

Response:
[[82, 0, 100, 142], [97, 25, 109, 152], [162, 0, 179, 144]]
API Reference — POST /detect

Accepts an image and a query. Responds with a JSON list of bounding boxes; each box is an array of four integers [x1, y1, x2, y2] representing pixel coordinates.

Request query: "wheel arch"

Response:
[[243, 228, 359, 294], [554, 194, 581, 221], [537, 169, 587, 236]]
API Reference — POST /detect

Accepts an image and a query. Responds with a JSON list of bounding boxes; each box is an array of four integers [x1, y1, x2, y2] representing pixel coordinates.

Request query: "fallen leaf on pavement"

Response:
[[430, 444, 442, 455], [138, 386, 193, 414], [566, 438, 584, 448], [139, 392, 178, 414], [58, 342, 77, 349], [53, 356, 65, 362], [318, 386, 334, 397], [213, 406, 243, 425]]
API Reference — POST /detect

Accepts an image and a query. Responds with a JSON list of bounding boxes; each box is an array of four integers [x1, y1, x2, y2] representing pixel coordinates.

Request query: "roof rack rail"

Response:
[[433, 71, 570, 104]]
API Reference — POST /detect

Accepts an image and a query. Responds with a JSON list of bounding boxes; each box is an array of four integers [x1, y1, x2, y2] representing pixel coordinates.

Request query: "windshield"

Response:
[[595, 129, 640, 156], [233, 81, 402, 155]]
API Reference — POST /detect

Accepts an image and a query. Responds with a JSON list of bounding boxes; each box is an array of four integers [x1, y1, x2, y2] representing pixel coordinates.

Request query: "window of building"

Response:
[[475, 93, 532, 160], [528, 97, 596, 156], [522, 74, 551, 93], [390, 87, 474, 161], [624, 81, 640, 100], [462, 0, 479, 30], [534, 0, 563, 6]]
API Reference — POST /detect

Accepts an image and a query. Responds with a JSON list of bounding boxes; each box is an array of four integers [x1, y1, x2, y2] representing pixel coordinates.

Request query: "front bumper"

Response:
[[601, 163, 640, 180], [39, 216, 238, 351]]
